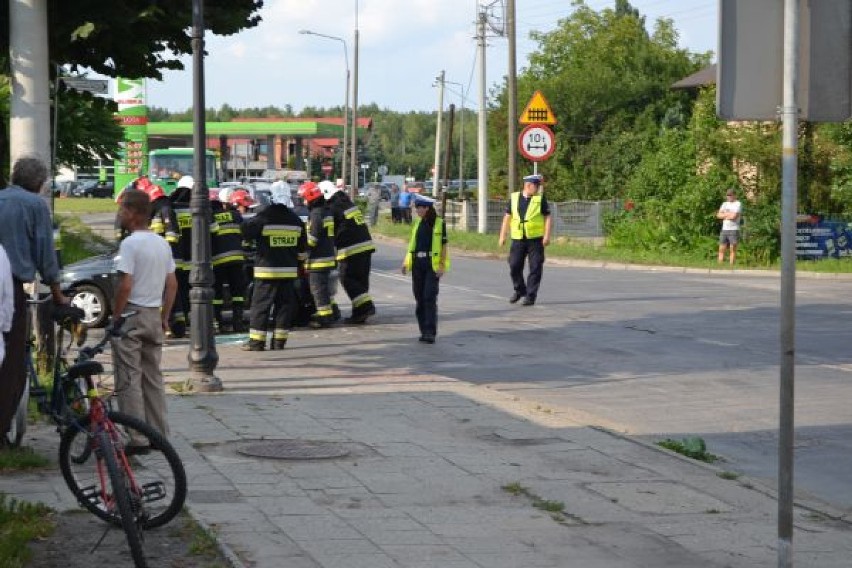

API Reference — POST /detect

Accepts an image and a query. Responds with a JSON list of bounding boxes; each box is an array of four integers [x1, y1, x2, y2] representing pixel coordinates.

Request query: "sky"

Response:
[[142, 0, 718, 114]]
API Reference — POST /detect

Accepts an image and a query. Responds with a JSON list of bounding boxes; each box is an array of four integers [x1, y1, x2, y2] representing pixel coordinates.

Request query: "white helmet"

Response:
[[217, 187, 234, 204], [319, 180, 339, 200], [177, 175, 195, 189]]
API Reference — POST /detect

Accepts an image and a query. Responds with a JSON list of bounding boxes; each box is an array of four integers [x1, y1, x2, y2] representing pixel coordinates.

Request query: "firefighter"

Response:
[[319, 180, 376, 324], [168, 176, 195, 337], [299, 181, 337, 328], [240, 184, 307, 351], [210, 192, 248, 333]]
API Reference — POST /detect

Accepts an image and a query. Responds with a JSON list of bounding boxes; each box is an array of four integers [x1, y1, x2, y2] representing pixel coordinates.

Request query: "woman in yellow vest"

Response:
[[401, 195, 449, 344]]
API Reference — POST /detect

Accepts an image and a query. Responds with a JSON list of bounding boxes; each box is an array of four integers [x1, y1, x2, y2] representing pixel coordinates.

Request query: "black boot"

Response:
[[232, 306, 246, 333], [241, 339, 265, 352]]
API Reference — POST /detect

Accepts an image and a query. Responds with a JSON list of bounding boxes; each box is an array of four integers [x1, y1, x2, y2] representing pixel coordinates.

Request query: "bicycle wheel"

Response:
[[96, 430, 147, 567], [5, 381, 28, 447], [59, 411, 186, 528]]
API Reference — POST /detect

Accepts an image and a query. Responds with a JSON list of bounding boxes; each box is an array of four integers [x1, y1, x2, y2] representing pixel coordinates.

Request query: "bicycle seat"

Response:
[[66, 359, 103, 380], [52, 305, 85, 325]]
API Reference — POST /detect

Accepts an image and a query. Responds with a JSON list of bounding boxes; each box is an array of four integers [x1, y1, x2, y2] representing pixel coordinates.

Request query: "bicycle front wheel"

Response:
[[59, 411, 187, 528], [96, 430, 147, 567]]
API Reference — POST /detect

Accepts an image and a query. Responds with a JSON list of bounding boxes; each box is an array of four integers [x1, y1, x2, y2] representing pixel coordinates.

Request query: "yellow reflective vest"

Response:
[[404, 217, 450, 273], [510, 192, 545, 240]]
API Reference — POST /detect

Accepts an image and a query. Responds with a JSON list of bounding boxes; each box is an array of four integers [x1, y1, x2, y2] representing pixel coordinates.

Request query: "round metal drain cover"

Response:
[[237, 440, 350, 460]]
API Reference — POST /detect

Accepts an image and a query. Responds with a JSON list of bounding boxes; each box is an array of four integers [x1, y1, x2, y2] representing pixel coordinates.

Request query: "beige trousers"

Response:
[[111, 305, 169, 443]]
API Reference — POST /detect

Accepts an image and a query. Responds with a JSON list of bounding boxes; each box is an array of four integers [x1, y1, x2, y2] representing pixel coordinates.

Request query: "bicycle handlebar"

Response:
[[76, 311, 138, 362]]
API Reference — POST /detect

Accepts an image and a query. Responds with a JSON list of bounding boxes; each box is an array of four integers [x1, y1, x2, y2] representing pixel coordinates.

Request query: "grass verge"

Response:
[[371, 215, 852, 273], [54, 198, 116, 216], [656, 437, 719, 463], [0, 493, 55, 567]]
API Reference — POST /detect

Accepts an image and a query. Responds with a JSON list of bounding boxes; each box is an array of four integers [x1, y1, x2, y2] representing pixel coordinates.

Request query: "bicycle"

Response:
[[20, 304, 187, 567]]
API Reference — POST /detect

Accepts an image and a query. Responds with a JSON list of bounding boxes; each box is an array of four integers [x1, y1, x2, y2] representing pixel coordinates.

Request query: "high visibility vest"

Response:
[[510, 192, 544, 240], [404, 217, 450, 273]]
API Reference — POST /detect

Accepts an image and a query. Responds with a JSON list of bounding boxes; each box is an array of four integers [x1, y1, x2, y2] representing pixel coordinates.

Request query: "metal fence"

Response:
[[442, 199, 620, 238]]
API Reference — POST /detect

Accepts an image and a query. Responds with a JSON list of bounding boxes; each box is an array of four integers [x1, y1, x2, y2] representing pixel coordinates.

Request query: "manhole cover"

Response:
[[236, 440, 350, 460]]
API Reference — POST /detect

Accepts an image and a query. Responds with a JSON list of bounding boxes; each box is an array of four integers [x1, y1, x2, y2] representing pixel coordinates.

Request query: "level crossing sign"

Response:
[[519, 90, 557, 125], [518, 124, 556, 162]]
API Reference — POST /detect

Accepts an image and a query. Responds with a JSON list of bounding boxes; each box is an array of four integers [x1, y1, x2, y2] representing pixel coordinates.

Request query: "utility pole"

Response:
[[506, 0, 518, 193], [349, 1, 360, 199], [9, 0, 51, 200], [432, 70, 446, 197], [477, 8, 489, 233], [778, 0, 798, 565]]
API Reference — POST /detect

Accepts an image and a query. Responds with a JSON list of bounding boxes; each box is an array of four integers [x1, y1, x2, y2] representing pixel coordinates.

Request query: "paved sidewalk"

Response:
[[4, 337, 850, 568]]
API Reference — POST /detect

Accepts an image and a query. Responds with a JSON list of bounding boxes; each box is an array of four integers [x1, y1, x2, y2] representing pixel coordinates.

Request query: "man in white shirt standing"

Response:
[[112, 190, 177, 447], [716, 188, 742, 265]]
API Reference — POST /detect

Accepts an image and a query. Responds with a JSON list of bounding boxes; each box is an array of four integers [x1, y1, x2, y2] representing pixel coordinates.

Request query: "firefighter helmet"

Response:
[[229, 189, 255, 209], [299, 181, 323, 204], [177, 175, 195, 189], [318, 180, 339, 200]]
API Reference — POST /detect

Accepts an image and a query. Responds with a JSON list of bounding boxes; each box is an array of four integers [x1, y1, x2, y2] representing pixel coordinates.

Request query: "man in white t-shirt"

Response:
[[112, 190, 177, 447], [716, 188, 742, 265]]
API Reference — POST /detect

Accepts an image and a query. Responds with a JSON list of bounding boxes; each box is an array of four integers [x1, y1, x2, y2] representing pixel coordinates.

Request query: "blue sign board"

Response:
[[796, 217, 852, 259]]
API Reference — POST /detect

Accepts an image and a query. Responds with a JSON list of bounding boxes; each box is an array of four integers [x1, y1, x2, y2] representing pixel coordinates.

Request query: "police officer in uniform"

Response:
[[319, 180, 376, 324], [240, 185, 307, 351], [498, 174, 552, 306], [401, 195, 449, 344], [299, 181, 337, 328], [211, 194, 248, 333]]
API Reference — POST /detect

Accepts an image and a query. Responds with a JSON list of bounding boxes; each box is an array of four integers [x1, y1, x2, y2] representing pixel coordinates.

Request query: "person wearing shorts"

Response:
[[717, 188, 742, 265]]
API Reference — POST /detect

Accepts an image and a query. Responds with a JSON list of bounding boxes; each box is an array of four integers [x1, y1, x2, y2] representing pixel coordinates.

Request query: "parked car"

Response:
[[405, 181, 425, 194], [60, 251, 121, 327], [71, 181, 114, 198]]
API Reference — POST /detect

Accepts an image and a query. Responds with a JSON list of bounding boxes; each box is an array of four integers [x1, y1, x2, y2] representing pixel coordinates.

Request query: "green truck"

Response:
[[148, 148, 219, 194]]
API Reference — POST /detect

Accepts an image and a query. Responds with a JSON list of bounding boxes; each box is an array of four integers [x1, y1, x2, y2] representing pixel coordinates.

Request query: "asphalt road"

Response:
[[76, 212, 852, 513], [368, 239, 852, 513]]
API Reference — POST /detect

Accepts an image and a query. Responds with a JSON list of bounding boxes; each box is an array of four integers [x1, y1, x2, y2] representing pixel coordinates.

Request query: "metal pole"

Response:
[[506, 0, 517, 194], [477, 9, 489, 234], [342, 68, 349, 184], [349, 1, 359, 200], [188, 0, 222, 392], [778, 0, 798, 565], [432, 70, 445, 197]]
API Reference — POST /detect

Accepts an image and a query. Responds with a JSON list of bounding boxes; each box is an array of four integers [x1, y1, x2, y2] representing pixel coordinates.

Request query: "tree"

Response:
[[0, 0, 263, 181]]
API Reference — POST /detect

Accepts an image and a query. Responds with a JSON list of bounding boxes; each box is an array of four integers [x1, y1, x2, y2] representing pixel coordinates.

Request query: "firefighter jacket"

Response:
[[241, 203, 307, 280], [149, 196, 180, 247], [210, 202, 245, 267], [327, 193, 375, 260], [305, 205, 336, 271], [171, 196, 192, 270]]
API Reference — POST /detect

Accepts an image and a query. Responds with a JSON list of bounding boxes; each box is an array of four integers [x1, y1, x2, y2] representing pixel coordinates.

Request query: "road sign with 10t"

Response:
[[518, 124, 556, 162]]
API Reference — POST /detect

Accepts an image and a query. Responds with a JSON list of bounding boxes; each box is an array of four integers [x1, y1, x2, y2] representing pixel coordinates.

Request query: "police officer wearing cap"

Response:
[[401, 195, 449, 344], [498, 174, 552, 306]]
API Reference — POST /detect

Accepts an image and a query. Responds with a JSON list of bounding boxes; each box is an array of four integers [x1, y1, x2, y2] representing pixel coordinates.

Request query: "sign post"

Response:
[[518, 91, 557, 175]]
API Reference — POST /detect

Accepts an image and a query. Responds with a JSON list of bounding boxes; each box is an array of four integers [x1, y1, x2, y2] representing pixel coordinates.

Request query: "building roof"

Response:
[[671, 64, 717, 90]]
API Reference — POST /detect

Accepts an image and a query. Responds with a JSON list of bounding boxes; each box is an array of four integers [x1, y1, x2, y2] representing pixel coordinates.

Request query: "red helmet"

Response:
[[229, 189, 255, 208], [299, 181, 322, 204], [144, 184, 166, 201], [134, 176, 153, 191]]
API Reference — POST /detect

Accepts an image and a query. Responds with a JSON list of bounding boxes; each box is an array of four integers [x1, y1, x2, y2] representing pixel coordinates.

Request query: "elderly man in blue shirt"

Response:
[[0, 156, 69, 445]]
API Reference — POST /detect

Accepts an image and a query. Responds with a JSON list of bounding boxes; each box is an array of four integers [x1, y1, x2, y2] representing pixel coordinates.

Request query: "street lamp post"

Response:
[[188, 0, 222, 392], [298, 30, 349, 187], [350, 1, 360, 200]]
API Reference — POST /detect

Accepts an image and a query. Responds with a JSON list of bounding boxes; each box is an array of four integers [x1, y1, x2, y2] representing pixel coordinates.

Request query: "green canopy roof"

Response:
[[147, 121, 351, 137]]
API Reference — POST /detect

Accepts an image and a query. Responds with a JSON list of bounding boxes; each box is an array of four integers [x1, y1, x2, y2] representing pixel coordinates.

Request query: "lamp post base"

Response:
[[191, 372, 224, 393]]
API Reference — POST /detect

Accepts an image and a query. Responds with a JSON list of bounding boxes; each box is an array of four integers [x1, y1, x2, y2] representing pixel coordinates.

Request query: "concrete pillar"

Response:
[[266, 135, 274, 171], [9, 0, 51, 195]]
